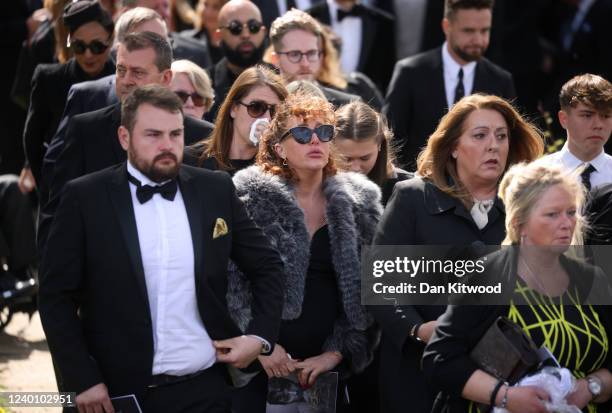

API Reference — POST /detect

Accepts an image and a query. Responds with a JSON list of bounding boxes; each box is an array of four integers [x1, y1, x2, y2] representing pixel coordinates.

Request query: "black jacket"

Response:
[[39, 163, 284, 400], [423, 248, 612, 413], [383, 47, 516, 169], [39, 74, 118, 205], [170, 31, 212, 70], [369, 176, 506, 413], [307, 2, 396, 92], [23, 58, 115, 183], [39, 103, 214, 249]]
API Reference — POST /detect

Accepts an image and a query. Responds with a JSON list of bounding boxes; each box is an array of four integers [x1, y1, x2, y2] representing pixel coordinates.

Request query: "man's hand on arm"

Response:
[[214, 335, 263, 368]]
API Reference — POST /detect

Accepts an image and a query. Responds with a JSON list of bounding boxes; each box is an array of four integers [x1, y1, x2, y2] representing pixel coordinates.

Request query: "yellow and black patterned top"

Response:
[[508, 278, 609, 413]]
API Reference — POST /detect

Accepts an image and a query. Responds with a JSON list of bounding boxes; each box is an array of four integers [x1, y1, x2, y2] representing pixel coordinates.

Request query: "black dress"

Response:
[[232, 225, 342, 413], [278, 225, 340, 359]]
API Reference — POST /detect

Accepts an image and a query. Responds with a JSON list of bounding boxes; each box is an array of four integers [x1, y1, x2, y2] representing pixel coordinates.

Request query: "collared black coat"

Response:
[[23, 58, 115, 183], [39, 163, 284, 401], [370, 176, 506, 413], [383, 47, 516, 169]]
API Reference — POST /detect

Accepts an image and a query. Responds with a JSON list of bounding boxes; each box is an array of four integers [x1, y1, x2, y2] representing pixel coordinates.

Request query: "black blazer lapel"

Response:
[[107, 164, 150, 309], [357, 11, 376, 71], [431, 49, 448, 111], [177, 167, 208, 290]]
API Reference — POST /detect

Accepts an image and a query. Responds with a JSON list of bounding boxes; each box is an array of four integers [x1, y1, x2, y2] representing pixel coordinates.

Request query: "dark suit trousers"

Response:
[[143, 364, 231, 413]]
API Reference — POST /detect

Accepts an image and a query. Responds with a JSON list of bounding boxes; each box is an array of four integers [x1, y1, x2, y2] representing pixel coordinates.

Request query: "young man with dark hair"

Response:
[[383, 0, 516, 169], [542, 73, 612, 190], [39, 84, 284, 413]]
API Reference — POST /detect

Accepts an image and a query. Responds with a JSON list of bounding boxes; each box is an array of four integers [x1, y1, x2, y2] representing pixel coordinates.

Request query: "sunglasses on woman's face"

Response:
[[238, 100, 276, 118], [281, 125, 335, 144], [221, 19, 263, 36], [70, 39, 110, 55], [175, 90, 206, 107]]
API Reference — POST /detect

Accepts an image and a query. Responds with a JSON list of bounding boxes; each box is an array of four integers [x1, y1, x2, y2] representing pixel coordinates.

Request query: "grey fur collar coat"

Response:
[[228, 166, 383, 373]]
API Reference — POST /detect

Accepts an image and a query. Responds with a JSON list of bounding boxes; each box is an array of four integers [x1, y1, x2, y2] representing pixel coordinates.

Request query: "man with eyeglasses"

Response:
[[38, 31, 214, 251], [206, 0, 271, 121], [269, 9, 360, 108]]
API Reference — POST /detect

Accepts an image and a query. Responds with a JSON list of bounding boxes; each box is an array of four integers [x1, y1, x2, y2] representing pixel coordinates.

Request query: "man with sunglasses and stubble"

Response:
[[205, 0, 273, 121]]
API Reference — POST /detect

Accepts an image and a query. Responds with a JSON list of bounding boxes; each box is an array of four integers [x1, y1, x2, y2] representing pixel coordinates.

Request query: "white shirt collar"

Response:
[[442, 41, 477, 80], [559, 143, 607, 172]]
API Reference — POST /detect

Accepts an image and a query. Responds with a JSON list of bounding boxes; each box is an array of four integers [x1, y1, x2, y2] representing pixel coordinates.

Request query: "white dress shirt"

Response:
[[328, 0, 362, 74], [127, 162, 216, 376], [540, 144, 612, 189], [442, 42, 477, 110], [276, 0, 312, 15]]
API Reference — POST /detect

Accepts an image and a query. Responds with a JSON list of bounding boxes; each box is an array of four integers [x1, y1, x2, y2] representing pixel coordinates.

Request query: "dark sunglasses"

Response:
[[69, 39, 110, 55], [221, 19, 263, 36], [281, 125, 334, 144], [175, 90, 206, 107], [238, 101, 276, 118]]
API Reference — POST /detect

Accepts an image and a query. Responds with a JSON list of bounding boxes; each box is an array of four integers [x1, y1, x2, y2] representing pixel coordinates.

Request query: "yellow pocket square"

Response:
[[213, 218, 228, 239]]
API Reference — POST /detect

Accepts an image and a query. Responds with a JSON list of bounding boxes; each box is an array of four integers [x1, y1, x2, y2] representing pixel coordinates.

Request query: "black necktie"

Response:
[[127, 173, 178, 204], [580, 164, 596, 192], [337, 4, 364, 21], [454, 68, 465, 104]]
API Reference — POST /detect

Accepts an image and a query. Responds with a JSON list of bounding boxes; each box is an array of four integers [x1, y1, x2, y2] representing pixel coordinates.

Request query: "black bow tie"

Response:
[[337, 4, 364, 21], [127, 173, 178, 204]]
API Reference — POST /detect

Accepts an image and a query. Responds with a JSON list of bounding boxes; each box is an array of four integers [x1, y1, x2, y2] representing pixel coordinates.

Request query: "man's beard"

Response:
[[452, 44, 485, 63], [130, 150, 181, 183], [220, 39, 266, 68]]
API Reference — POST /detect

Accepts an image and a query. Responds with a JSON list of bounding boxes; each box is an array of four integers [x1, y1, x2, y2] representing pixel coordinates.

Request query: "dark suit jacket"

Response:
[[369, 176, 505, 413], [39, 74, 118, 204], [307, 2, 396, 92], [38, 163, 284, 399], [170, 31, 213, 70], [383, 47, 516, 169], [23, 59, 115, 184], [39, 103, 214, 249], [422, 249, 612, 413], [320, 84, 360, 108], [587, 183, 612, 244]]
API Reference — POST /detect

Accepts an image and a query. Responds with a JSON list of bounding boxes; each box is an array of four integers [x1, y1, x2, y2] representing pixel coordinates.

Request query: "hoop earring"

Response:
[[282, 158, 287, 166]]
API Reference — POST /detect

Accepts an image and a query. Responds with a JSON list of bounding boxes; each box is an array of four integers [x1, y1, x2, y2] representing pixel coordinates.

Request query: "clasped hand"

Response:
[[259, 346, 342, 387]]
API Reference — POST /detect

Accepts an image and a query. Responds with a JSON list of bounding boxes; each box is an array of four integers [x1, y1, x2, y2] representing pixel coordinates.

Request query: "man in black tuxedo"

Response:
[[383, 0, 516, 169], [39, 84, 284, 413], [268, 9, 361, 108], [307, 0, 396, 92], [38, 31, 213, 248]]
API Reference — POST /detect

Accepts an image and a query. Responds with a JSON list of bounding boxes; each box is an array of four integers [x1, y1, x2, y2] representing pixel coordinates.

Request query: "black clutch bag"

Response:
[[470, 316, 541, 384]]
